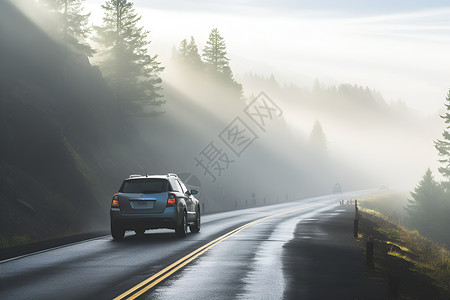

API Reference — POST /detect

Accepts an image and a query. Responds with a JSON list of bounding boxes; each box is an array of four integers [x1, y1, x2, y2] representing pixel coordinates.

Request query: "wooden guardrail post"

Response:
[[367, 241, 374, 270], [354, 199, 359, 238]]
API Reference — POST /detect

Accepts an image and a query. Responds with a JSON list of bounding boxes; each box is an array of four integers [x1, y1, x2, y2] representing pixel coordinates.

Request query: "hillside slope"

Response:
[[0, 1, 163, 247]]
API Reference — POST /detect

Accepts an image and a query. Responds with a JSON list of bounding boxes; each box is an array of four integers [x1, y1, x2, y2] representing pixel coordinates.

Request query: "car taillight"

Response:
[[167, 193, 176, 207], [112, 194, 119, 207]]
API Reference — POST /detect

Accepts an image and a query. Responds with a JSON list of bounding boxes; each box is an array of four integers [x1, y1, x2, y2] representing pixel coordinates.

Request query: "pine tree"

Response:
[[186, 36, 202, 66], [202, 28, 229, 75], [309, 120, 327, 156], [93, 0, 164, 116], [40, 0, 95, 57], [434, 90, 450, 188], [177, 39, 188, 59], [405, 169, 445, 240], [202, 28, 242, 98], [313, 78, 321, 93], [176, 37, 202, 69]]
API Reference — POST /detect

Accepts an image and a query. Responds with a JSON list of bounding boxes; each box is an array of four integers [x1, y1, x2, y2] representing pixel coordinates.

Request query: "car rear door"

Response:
[[119, 192, 168, 214], [118, 178, 169, 214]]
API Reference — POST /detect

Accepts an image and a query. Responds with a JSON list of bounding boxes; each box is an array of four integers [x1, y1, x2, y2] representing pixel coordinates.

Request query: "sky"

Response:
[[85, 0, 450, 114]]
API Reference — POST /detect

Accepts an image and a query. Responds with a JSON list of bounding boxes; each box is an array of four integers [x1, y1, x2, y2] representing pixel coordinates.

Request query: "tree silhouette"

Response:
[[309, 120, 327, 156], [202, 28, 229, 76], [186, 36, 202, 66], [40, 0, 95, 57], [435, 90, 450, 188], [177, 39, 189, 59], [405, 169, 447, 242], [94, 0, 164, 116], [202, 28, 242, 98], [177, 36, 202, 67]]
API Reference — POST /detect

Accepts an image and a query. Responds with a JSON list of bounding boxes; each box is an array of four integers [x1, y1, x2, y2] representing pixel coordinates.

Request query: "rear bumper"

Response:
[[110, 207, 178, 230]]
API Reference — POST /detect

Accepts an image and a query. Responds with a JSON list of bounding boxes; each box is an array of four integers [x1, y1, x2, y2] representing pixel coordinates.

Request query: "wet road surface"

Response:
[[0, 190, 376, 299]]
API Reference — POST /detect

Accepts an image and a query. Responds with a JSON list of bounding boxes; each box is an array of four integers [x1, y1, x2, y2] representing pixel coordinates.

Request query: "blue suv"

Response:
[[110, 173, 200, 240]]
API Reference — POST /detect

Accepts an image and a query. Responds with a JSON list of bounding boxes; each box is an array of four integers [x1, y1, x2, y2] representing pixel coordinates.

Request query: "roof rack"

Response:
[[167, 173, 178, 178], [129, 174, 142, 178]]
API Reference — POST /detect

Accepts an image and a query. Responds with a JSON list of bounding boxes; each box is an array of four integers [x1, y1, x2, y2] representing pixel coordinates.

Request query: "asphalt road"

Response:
[[0, 190, 375, 300]]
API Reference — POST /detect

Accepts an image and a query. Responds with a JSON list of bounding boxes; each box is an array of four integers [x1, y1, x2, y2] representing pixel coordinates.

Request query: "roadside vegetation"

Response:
[[358, 193, 450, 299], [356, 91, 450, 298]]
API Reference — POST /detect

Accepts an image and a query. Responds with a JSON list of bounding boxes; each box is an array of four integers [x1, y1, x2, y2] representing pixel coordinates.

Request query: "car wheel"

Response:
[[189, 208, 201, 233], [111, 222, 125, 241], [176, 211, 188, 237]]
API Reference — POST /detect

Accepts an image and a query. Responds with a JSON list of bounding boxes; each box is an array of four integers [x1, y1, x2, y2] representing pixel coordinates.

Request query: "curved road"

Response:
[[0, 190, 373, 299]]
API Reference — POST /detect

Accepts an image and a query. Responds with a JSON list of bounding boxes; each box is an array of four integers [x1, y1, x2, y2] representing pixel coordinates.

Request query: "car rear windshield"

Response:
[[120, 178, 170, 194]]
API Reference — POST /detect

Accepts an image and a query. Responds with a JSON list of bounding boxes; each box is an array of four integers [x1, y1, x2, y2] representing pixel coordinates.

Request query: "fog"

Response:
[[87, 0, 449, 192], [84, 0, 450, 114], [136, 56, 442, 211], [1, 0, 449, 244], [11, 0, 447, 194]]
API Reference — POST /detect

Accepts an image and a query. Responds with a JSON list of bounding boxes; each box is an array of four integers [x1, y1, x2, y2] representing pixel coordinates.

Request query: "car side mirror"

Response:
[[190, 189, 199, 195]]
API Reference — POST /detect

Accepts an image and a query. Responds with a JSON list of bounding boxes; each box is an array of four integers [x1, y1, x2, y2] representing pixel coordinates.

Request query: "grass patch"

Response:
[[12, 234, 33, 246], [358, 191, 409, 224], [376, 227, 401, 240], [360, 208, 384, 218], [387, 251, 411, 262], [386, 241, 410, 252], [358, 192, 450, 296], [0, 234, 34, 248]]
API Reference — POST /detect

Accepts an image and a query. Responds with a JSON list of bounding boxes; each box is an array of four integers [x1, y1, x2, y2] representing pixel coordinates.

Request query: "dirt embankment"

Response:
[[358, 208, 449, 299]]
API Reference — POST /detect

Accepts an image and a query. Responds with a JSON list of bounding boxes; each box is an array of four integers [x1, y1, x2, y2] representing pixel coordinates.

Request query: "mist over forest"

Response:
[[0, 0, 448, 247]]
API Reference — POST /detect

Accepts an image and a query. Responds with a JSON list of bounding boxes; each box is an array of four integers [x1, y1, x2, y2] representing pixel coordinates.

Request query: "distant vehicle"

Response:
[[110, 173, 200, 240], [379, 184, 389, 191], [333, 183, 342, 194]]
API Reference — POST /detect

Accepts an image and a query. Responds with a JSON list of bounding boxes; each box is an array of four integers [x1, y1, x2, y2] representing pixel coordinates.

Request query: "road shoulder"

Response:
[[282, 204, 386, 299]]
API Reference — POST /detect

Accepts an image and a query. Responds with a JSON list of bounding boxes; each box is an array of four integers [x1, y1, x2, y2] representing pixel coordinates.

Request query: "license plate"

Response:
[[130, 200, 154, 209]]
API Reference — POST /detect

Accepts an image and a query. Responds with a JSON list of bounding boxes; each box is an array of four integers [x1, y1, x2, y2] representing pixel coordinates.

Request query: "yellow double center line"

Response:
[[114, 202, 324, 300]]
